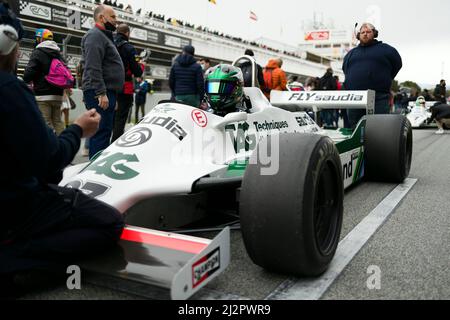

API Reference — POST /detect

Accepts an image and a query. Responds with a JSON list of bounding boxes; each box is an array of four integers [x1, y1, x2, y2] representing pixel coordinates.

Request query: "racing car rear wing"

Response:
[[271, 90, 375, 115], [81, 226, 230, 300]]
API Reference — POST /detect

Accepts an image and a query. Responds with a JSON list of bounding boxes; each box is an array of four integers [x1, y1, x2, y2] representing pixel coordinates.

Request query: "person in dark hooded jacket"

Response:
[[169, 45, 204, 107], [433, 80, 447, 104], [111, 23, 143, 142], [318, 68, 338, 127], [24, 29, 66, 135]]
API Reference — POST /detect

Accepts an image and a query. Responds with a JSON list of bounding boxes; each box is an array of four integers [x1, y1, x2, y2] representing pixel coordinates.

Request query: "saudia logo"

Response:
[[225, 122, 257, 153], [192, 248, 220, 288], [141, 115, 187, 141], [289, 92, 364, 102]]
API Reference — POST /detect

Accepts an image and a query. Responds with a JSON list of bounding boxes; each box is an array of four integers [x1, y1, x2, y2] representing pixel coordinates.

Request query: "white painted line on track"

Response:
[[265, 178, 418, 300]]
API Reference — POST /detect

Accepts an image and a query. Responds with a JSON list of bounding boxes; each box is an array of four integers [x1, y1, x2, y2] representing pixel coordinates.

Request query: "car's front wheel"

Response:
[[240, 133, 344, 276]]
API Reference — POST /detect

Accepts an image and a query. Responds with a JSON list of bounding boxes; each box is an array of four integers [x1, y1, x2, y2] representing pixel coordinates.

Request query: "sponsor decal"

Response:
[[141, 116, 187, 141], [225, 122, 257, 153], [295, 115, 316, 127], [191, 110, 208, 128], [116, 127, 152, 147], [153, 105, 177, 114], [192, 248, 220, 289], [289, 92, 364, 102], [253, 120, 289, 132], [65, 180, 110, 198], [87, 152, 140, 180], [343, 151, 360, 181]]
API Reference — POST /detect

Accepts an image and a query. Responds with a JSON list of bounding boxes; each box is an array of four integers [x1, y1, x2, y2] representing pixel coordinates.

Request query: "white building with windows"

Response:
[[298, 29, 356, 61]]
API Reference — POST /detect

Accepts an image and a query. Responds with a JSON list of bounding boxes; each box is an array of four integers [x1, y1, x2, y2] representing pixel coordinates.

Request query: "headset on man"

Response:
[[356, 22, 379, 41]]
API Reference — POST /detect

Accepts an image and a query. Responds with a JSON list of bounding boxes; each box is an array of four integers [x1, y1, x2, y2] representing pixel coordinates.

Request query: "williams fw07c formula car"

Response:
[[61, 58, 412, 300]]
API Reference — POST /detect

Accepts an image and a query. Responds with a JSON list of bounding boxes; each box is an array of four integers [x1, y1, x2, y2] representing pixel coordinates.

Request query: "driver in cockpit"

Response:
[[204, 64, 251, 116]]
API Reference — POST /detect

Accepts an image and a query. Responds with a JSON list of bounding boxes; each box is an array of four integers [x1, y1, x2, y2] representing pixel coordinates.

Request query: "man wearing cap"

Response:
[[0, 2, 124, 296], [169, 45, 204, 107]]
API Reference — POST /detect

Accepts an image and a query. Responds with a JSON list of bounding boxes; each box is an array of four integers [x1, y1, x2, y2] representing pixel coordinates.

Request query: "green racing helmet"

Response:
[[204, 64, 244, 114], [416, 96, 426, 107]]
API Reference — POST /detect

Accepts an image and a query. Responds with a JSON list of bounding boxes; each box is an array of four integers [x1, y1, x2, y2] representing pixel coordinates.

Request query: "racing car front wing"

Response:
[[81, 226, 230, 300]]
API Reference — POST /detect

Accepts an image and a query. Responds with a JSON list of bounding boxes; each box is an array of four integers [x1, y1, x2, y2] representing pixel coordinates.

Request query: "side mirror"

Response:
[[213, 112, 248, 129]]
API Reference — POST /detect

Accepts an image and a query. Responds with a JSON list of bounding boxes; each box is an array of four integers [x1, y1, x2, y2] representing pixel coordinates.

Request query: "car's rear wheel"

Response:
[[240, 133, 343, 276], [365, 115, 412, 183]]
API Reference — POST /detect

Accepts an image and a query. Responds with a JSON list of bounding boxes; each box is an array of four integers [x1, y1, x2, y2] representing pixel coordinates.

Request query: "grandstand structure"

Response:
[[12, 0, 342, 91]]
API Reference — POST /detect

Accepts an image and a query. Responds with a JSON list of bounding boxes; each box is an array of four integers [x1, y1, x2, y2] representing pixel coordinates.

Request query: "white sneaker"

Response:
[[435, 129, 444, 135], [81, 148, 89, 157]]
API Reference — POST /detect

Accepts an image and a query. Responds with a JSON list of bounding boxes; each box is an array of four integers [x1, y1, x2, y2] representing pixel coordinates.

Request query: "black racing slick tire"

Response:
[[240, 133, 344, 277], [364, 115, 413, 183]]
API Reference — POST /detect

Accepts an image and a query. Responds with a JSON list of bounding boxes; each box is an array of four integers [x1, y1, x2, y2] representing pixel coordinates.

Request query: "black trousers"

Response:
[[0, 185, 124, 275], [135, 103, 145, 124], [112, 93, 134, 143]]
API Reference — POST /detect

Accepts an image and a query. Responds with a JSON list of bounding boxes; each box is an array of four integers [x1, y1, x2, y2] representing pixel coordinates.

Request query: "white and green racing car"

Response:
[[60, 57, 412, 299]]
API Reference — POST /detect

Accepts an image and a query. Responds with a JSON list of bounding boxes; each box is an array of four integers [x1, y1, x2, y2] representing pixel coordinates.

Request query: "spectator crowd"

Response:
[[60, 0, 305, 59]]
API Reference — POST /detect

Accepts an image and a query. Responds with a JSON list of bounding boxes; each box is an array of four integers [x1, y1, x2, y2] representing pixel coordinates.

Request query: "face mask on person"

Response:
[[104, 20, 116, 32], [102, 15, 117, 32]]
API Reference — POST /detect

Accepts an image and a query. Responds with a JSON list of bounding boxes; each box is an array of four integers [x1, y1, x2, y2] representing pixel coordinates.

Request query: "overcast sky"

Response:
[[124, 0, 450, 87]]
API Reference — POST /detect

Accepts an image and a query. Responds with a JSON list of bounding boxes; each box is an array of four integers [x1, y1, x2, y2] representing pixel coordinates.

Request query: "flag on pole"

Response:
[[250, 11, 258, 21], [208, 0, 217, 4]]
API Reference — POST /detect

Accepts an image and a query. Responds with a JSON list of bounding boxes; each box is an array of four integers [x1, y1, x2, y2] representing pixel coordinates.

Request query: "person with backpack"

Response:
[[263, 58, 287, 99], [240, 49, 265, 90], [111, 23, 143, 142], [24, 28, 73, 135]]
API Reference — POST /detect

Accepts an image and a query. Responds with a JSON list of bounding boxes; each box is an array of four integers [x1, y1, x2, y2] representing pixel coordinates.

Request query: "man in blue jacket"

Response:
[[343, 23, 402, 128], [169, 45, 204, 107], [0, 3, 123, 297]]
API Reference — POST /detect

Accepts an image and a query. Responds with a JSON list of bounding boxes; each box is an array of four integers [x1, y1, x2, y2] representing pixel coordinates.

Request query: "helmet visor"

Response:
[[205, 80, 237, 95]]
